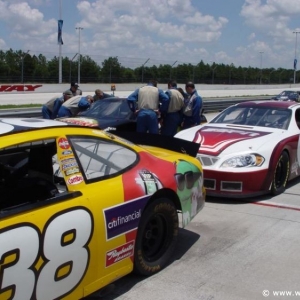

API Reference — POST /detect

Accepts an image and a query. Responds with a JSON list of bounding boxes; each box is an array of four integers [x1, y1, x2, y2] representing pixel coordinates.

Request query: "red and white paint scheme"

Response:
[[0, 84, 42, 92], [176, 100, 300, 198]]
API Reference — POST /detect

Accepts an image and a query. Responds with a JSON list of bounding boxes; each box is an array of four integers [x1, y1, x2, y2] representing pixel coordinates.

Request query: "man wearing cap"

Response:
[[66, 82, 83, 96], [57, 95, 94, 118], [42, 90, 73, 119]]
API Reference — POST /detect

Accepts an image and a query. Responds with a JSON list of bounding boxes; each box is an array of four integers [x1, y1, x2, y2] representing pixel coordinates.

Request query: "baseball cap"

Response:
[[63, 90, 73, 96], [71, 82, 79, 87]]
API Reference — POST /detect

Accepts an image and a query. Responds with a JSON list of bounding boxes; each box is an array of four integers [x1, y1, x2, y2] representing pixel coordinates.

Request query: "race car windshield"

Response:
[[80, 99, 131, 119], [211, 106, 291, 129]]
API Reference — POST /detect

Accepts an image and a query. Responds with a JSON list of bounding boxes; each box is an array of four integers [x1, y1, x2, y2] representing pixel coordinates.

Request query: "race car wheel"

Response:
[[271, 151, 289, 195], [134, 197, 178, 276]]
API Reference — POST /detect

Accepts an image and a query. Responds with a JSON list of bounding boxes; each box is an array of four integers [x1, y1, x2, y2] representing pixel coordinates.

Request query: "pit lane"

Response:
[[83, 177, 300, 300]]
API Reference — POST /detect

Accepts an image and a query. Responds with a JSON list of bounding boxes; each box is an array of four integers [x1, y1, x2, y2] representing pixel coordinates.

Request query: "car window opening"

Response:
[[0, 140, 65, 211]]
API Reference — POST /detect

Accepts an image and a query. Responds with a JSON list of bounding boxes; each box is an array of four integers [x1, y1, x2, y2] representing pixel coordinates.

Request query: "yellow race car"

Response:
[[0, 118, 205, 300]]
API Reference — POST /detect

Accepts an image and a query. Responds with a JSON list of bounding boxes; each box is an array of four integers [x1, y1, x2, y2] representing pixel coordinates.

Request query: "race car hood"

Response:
[[175, 124, 283, 156]]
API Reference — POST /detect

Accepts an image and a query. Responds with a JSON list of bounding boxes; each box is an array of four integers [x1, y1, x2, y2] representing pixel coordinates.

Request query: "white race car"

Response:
[[175, 100, 300, 198]]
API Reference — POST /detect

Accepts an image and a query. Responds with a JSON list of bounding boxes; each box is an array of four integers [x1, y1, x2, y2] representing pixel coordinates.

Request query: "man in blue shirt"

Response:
[[181, 82, 203, 129], [127, 80, 169, 134], [57, 95, 94, 118], [42, 90, 73, 119]]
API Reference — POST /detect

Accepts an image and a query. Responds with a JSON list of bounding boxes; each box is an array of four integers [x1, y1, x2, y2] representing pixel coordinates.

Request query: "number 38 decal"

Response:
[[0, 208, 93, 300]]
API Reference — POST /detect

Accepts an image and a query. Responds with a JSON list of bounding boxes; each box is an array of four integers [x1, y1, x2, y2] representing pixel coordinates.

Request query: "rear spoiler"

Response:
[[108, 130, 200, 157]]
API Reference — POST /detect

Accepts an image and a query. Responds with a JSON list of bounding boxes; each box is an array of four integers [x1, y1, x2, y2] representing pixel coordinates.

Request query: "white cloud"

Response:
[[0, 0, 299, 69]]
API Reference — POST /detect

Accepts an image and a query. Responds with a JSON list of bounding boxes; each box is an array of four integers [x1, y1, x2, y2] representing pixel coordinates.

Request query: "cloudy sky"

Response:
[[0, 0, 300, 70]]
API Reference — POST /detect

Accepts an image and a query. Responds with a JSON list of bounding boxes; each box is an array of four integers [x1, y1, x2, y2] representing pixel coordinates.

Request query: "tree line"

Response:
[[0, 49, 297, 84]]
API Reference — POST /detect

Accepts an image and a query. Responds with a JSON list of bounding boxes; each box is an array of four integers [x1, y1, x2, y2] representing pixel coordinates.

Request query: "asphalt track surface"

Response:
[[83, 112, 300, 300], [85, 180, 300, 300]]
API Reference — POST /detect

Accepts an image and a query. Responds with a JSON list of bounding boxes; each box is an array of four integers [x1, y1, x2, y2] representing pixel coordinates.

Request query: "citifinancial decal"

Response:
[[103, 196, 149, 240]]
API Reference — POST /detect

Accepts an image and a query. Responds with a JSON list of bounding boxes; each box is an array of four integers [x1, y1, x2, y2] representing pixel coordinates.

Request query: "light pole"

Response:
[[141, 58, 150, 83], [21, 50, 30, 83], [76, 27, 83, 84], [293, 31, 300, 84], [170, 60, 177, 80], [58, 0, 62, 84], [259, 51, 264, 84], [69, 53, 78, 83]]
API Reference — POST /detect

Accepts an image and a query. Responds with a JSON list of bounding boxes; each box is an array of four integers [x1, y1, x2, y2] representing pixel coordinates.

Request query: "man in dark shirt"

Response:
[[66, 82, 82, 96], [181, 82, 203, 129]]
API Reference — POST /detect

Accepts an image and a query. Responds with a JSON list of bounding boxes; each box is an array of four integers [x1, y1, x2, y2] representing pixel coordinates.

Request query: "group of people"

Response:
[[127, 80, 202, 136], [42, 80, 202, 136], [42, 82, 113, 119]]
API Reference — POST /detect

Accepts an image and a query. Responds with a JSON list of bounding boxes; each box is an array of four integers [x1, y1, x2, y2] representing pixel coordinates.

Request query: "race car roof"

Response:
[[236, 100, 300, 109], [0, 118, 68, 136]]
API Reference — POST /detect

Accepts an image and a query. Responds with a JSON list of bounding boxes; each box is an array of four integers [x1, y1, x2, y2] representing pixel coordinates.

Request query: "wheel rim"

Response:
[[141, 214, 168, 261]]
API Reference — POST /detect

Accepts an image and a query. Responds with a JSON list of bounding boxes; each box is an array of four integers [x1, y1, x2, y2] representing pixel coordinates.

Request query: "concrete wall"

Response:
[[1, 83, 300, 105], [1, 83, 300, 93]]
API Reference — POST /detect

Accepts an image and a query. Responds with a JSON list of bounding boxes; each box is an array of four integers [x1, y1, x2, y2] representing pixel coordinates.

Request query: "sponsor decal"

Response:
[[62, 150, 73, 156], [138, 169, 163, 195], [58, 137, 70, 149], [67, 175, 83, 185], [0, 84, 42, 92], [108, 210, 141, 229], [61, 118, 98, 127], [64, 167, 80, 176], [106, 241, 135, 267], [104, 197, 149, 240], [61, 158, 78, 170]]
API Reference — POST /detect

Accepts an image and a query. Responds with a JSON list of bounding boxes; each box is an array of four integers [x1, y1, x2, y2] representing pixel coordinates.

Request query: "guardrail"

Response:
[[203, 96, 271, 113], [0, 96, 271, 118]]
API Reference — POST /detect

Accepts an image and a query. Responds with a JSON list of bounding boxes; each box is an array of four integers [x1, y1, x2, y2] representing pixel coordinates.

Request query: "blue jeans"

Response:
[[182, 116, 200, 129], [136, 109, 158, 134], [42, 105, 52, 119], [161, 112, 182, 136]]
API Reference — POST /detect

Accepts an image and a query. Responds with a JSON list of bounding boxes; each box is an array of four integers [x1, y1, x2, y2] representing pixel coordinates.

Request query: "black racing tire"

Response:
[[134, 197, 178, 276], [271, 151, 290, 196]]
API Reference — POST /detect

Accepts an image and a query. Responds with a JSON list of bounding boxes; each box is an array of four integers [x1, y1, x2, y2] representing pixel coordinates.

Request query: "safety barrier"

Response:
[[0, 96, 271, 118]]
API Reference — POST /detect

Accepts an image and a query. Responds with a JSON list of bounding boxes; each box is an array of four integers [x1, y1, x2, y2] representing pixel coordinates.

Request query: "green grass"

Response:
[[0, 104, 42, 109]]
